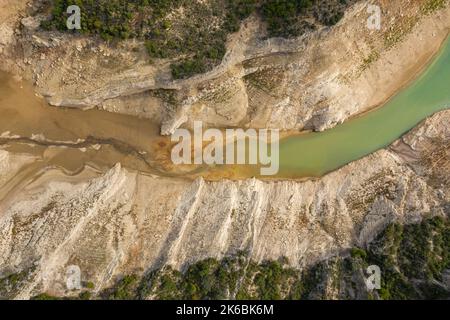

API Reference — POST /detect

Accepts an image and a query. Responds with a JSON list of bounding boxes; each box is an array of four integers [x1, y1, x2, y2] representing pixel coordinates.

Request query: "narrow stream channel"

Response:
[[0, 36, 449, 181]]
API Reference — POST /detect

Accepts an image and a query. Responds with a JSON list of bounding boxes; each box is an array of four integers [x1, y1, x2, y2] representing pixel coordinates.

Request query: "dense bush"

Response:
[[42, 0, 355, 79], [261, 0, 313, 37], [365, 215, 450, 299], [41, 0, 256, 79]]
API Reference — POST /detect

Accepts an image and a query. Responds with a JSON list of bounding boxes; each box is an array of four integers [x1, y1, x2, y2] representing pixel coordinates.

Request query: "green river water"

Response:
[[1, 37, 449, 181], [276, 36, 450, 179]]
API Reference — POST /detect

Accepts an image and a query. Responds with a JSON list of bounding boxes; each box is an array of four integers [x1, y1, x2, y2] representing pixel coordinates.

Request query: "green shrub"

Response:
[[41, 0, 355, 79]]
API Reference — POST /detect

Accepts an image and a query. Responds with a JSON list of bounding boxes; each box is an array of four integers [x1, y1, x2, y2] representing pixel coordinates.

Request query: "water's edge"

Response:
[[0, 36, 449, 181]]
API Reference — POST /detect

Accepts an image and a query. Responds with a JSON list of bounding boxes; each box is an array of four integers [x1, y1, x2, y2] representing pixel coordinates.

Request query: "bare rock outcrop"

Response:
[[2, 1, 450, 134]]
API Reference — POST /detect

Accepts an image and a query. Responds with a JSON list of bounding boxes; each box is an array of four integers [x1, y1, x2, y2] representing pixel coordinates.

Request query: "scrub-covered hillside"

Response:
[[40, 0, 359, 78]]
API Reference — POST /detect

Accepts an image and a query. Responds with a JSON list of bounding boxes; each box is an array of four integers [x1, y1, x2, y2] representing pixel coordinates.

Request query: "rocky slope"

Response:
[[1, 1, 450, 134]]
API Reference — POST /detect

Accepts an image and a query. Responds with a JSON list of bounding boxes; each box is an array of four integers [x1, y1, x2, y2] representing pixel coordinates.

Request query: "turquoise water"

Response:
[[276, 36, 450, 179]]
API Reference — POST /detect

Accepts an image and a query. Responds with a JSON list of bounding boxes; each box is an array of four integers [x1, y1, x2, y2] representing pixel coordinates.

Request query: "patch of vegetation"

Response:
[[0, 267, 35, 299], [100, 253, 314, 300], [261, 0, 358, 37], [41, 0, 357, 79], [360, 50, 380, 72], [41, 0, 256, 79], [85, 281, 95, 289], [384, 15, 419, 49], [31, 293, 61, 300], [350, 247, 367, 260], [244, 66, 286, 96], [137, 253, 252, 300], [106, 274, 140, 300], [31, 292, 92, 300], [79, 291, 92, 300], [422, 0, 448, 14]]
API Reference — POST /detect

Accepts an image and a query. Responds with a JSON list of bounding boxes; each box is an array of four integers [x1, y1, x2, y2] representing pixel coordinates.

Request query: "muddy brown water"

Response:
[[0, 71, 212, 180]]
